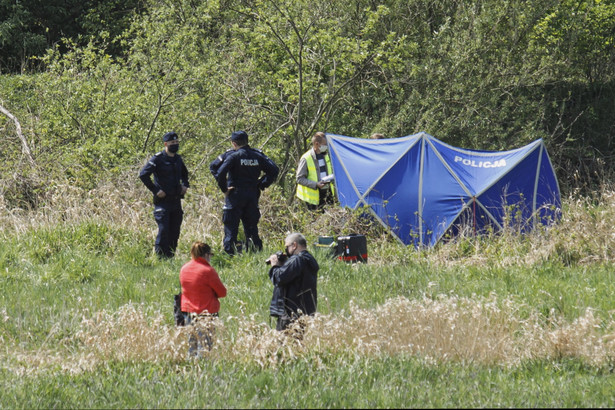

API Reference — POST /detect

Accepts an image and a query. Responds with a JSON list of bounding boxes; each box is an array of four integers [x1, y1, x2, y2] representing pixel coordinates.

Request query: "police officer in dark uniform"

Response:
[[215, 130, 279, 256], [209, 148, 234, 179], [139, 131, 189, 258], [210, 148, 251, 250]]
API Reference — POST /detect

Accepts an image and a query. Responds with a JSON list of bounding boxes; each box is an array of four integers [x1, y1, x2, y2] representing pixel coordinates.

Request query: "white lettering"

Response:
[[241, 159, 259, 166], [453, 155, 506, 168]]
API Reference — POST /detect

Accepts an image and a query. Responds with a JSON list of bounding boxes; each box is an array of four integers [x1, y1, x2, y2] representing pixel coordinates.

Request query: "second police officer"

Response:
[[210, 145, 252, 247], [215, 130, 279, 256]]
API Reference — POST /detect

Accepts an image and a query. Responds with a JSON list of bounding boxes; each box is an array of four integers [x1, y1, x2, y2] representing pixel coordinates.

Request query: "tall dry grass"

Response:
[[0, 169, 381, 251], [428, 187, 615, 268], [4, 171, 615, 267], [0, 169, 222, 246], [4, 294, 615, 376]]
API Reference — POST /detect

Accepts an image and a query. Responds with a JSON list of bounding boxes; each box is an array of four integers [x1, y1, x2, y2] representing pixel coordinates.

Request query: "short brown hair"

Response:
[[190, 241, 212, 259], [370, 133, 385, 139], [311, 131, 326, 145]]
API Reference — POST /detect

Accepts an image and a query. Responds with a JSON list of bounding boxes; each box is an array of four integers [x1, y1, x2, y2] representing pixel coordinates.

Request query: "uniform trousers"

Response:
[[222, 188, 262, 255], [153, 198, 183, 258]]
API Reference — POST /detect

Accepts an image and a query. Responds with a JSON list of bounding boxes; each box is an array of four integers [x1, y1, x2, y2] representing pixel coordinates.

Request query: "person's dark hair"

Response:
[[190, 241, 212, 259]]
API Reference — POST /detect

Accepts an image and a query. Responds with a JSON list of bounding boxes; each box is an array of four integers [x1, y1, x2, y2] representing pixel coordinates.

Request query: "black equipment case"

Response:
[[336, 234, 367, 263]]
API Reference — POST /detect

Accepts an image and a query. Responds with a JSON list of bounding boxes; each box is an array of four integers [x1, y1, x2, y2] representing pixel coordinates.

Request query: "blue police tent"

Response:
[[326, 132, 561, 247]]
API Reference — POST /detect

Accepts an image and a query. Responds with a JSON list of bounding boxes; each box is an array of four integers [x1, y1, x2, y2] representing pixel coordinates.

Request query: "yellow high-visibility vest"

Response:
[[296, 151, 335, 205]]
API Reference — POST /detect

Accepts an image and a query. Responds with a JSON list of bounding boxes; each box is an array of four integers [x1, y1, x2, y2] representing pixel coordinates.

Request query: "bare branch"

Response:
[[0, 102, 36, 165]]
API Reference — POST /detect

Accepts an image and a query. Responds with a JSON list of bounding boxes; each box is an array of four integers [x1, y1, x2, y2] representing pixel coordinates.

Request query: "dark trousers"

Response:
[[306, 187, 334, 211], [153, 199, 183, 258], [222, 189, 262, 255], [276, 315, 292, 331], [276, 313, 306, 340], [184, 312, 218, 356]]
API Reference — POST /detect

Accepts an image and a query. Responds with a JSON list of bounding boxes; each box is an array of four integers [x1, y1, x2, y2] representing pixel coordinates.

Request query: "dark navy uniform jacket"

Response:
[[209, 149, 234, 179], [216, 145, 279, 193], [139, 151, 190, 201]]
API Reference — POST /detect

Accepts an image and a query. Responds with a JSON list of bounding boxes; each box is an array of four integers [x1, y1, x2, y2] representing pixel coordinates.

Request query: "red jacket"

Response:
[[180, 257, 227, 314]]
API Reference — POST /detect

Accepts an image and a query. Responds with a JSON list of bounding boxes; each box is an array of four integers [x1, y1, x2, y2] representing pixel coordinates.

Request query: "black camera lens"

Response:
[[265, 251, 287, 265]]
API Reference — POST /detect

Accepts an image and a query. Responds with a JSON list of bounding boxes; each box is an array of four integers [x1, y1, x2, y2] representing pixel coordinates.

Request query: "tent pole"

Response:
[[473, 196, 477, 237]]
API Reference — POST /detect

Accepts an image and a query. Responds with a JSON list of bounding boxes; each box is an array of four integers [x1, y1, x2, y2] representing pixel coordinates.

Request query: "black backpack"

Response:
[[174, 293, 185, 326]]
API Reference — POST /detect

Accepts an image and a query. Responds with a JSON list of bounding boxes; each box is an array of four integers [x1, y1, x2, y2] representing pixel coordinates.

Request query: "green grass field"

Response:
[[1, 185, 615, 408]]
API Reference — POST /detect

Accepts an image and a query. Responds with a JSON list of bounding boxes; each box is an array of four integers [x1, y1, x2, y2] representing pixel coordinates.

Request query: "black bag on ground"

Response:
[[336, 234, 368, 263], [174, 293, 185, 326]]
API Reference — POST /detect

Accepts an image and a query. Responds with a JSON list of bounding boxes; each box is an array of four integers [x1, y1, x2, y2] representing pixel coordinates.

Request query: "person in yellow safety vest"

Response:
[[296, 132, 336, 210]]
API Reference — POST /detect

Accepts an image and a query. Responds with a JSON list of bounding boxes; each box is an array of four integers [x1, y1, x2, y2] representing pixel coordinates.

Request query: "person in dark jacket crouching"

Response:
[[266, 233, 318, 333]]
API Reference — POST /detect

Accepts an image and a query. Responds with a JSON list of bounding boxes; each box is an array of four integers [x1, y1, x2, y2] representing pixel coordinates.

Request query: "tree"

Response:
[[213, 0, 400, 190], [0, 0, 144, 73], [3, 0, 615, 199]]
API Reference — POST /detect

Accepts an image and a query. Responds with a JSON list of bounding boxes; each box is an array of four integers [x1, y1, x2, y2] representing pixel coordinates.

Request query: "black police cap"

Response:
[[162, 132, 178, 142]]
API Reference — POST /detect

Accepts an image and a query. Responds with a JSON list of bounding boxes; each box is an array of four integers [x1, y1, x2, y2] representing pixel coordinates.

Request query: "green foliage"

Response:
[[2, 358, 615, 408], [2, 0, 615, 198], [527, 0, 615, 187], [531, 0, 615, 82], [0, 0, 143, 73], [0, 0, 47, 72], [0, 220, 148, 274]]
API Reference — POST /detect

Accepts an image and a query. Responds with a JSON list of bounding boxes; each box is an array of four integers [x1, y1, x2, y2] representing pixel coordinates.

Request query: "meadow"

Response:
[[1, 176, 615, 408]]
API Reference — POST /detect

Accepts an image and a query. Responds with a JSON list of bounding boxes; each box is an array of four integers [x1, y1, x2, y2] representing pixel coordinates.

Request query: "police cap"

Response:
[[162, 132, 178, 142]]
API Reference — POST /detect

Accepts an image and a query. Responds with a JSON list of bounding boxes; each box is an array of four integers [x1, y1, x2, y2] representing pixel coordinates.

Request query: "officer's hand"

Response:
[[317, 181, 327, 189], [156, 190, 167, 198], [225, 186, 235, 196], [181, 185, 188, 195], [268, 254, 281, 266]]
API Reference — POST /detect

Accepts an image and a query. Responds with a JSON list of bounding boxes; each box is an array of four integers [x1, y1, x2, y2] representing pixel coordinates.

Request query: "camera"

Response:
[[265, 251, 288, 265]]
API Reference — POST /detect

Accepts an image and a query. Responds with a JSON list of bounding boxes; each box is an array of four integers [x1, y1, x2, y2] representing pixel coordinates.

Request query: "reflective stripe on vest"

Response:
[[296, 151, 335, 205]]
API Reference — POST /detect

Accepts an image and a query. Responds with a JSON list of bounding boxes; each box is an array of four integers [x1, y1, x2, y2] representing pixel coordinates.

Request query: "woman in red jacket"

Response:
[[180, 241, 227, 356]]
